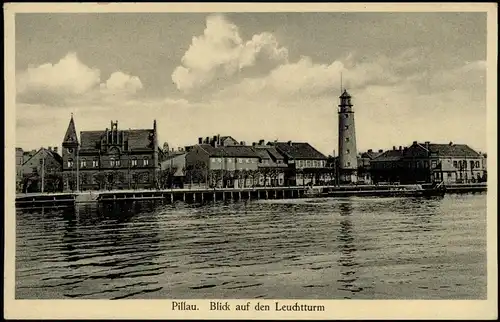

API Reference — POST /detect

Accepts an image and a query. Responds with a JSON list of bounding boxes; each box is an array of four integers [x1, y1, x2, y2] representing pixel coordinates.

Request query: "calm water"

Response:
[[16, 194, 487, 299]]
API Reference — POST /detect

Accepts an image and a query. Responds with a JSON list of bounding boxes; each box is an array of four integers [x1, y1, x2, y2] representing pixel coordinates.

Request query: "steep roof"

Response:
[[79, 129, 154, 151], [22, 147, 63, 166], [63, 115, 79, 145], [272, 142, 327, 160]]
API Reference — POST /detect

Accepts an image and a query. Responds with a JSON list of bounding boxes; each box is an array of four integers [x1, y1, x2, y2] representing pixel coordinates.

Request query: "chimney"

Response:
[[288, 141, 292, 146], [240, 141, 245, 146], [368, 149, 372, 153], [252, 142, 256, 146], [412, 141, 418, 146], [217, 134, 221, 145], [392, 146, 396, 150], [205, 137, 210, 144], [198, 137, 203, 144], [449, 141, 453, 146], [53, 147, 58, 154], [259, 139, 265, 145], [171, 148, 174, 152], [425, 141, 430, 149], [399, 146, 402, 151], [48, 146, 52, 152], [378, 149, 383, 153]]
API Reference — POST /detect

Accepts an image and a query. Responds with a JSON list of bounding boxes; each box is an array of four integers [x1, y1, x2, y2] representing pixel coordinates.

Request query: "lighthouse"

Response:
[[338, 89, 358, 183]]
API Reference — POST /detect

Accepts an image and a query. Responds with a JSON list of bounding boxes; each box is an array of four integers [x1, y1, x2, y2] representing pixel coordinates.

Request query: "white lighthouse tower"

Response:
[[338, 89, 358, 183]]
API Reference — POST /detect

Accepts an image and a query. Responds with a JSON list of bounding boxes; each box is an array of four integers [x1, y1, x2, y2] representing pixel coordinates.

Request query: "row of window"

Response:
[[211, 158, 257, 164], [296, 160, 326, 168], [67, 158, 149, 168], [453, 160, 480, 169]]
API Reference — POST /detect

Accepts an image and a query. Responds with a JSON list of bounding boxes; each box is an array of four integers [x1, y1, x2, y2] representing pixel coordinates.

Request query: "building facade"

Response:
[[61, 115, 160, 191], [185, 141, 261, 188], [270, 141, 329, 186], [252, 142, 287, 186], [338, 89, 358, 183]]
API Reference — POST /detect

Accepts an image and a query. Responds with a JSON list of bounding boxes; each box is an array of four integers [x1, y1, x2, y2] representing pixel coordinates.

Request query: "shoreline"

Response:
[[15, 183, 487, 208]]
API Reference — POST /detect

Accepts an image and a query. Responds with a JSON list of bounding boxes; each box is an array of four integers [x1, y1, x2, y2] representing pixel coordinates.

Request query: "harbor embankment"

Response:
[[15, 183, 487, 208]]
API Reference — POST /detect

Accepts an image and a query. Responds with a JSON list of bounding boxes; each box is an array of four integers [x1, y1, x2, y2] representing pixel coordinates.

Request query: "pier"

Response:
[[15, 183, 487, 208]]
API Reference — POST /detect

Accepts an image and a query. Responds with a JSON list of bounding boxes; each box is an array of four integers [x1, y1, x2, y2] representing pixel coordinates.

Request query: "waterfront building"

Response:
[[370, 147, 406, 184], [61, 115, 160, 191], [19, 147, 63, 193], [370, 141, 486, 184], [269, 141, 328, 186], [185, 140, 261, 188], [338, 89, 359, 183], [252, 141, 287, 186], [402, 141, 486, 184]]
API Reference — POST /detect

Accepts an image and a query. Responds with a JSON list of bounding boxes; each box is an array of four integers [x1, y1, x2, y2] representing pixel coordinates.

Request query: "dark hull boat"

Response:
[[309, 182, 447, 198]]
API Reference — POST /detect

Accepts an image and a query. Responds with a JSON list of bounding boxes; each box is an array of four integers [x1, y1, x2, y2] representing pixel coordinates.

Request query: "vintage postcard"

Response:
[[4, 2, 498, 320]]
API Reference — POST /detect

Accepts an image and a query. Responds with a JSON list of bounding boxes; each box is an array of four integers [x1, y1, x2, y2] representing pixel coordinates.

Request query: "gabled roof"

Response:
[[22, 147, 63, 166], [272, 142, 327, 160]]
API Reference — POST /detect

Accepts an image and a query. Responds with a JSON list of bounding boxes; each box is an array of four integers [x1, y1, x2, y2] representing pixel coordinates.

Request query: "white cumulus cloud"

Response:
[[172, 14, 288, 92], [17, 52, 101, 96], [100, 71, 143, 95]]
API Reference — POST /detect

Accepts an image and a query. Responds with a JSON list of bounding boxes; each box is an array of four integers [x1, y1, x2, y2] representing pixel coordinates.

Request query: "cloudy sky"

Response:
[[15, 12, 488, 155]]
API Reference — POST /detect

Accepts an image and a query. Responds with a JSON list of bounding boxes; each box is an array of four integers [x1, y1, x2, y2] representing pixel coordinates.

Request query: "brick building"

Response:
[[61, 115, 160, 191]]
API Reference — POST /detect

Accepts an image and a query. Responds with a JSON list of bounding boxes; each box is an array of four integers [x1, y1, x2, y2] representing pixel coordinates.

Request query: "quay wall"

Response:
[[15, 183, 487, 208]]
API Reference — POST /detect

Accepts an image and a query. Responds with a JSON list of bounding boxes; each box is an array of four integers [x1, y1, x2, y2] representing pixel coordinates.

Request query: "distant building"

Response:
[[185, 139, 261, 188], [61, 115, 160, 191], [269, 141, 328, 186], [19, 147, 63, 193], [370, 141, 486, 184], [403, 141, 486, 184], [252, 141, 288, 186], [370, 147, 406, 184]]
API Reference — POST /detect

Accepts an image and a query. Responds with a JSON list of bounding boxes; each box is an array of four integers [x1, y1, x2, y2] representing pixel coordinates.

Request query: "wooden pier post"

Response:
[[213, 192, 216, 202], [223, 191, 226, 201], [193, 193, 196, 203], [239, 191, 241, 200], [265, 190, 269, 199], [170, 193, 174, 203], [183, 193, 186, 202]]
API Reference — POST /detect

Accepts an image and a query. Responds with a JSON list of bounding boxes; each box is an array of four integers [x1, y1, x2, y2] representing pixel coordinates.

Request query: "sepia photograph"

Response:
[[4, 2, 497, 320]]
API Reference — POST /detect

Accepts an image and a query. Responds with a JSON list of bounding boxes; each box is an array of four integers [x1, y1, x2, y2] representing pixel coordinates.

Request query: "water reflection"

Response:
[[57, 202, 165, 298], [337, 202, 363, 298]]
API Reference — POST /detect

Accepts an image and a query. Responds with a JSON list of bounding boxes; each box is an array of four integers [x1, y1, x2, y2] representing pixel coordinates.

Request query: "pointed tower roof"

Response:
[[63, 114, 79, 145], [340, 89, 351, 98]]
